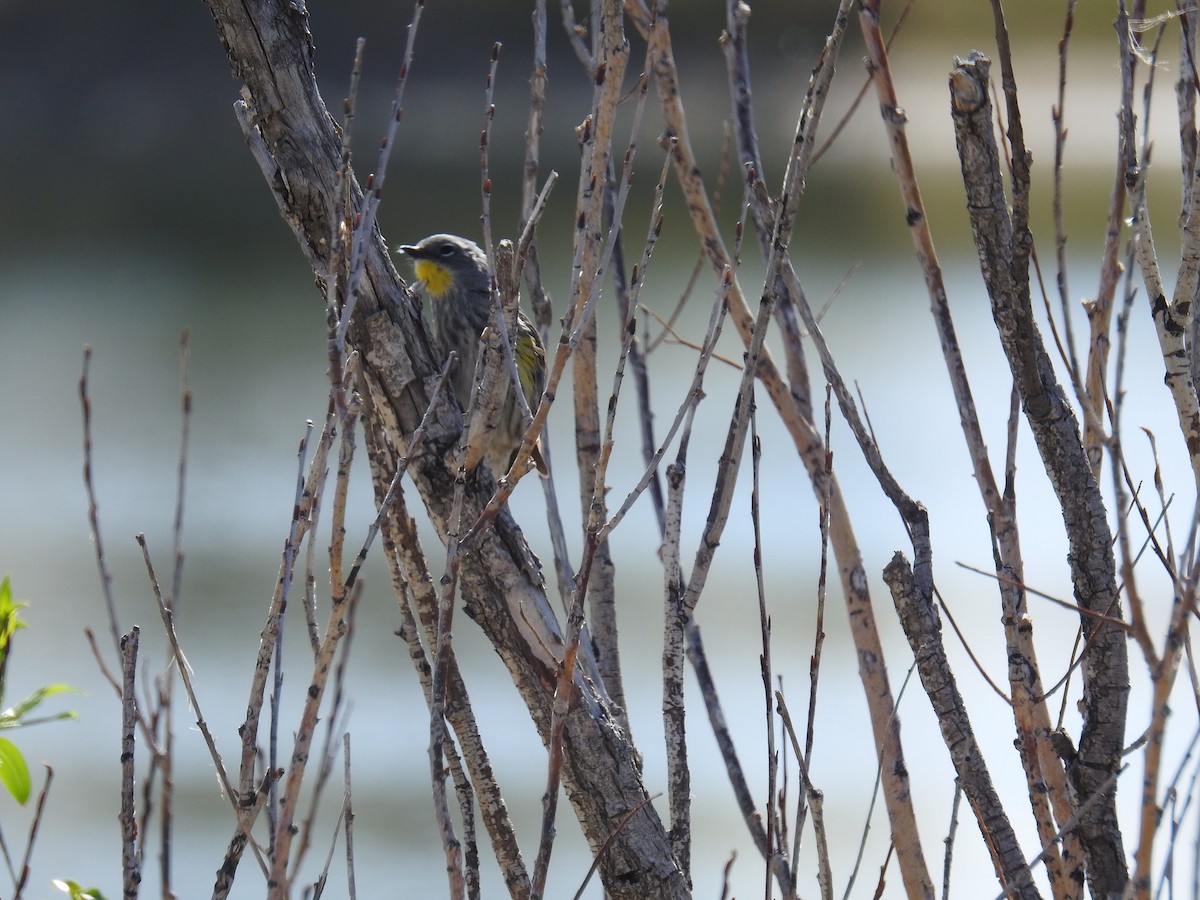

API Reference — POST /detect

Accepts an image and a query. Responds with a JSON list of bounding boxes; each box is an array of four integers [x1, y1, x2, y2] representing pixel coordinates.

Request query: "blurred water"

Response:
[[3, 233, 1196, 898]]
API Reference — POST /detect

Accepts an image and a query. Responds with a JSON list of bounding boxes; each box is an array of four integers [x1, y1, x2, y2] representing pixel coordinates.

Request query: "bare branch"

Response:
[[883, 554, 1040, 897], [119, 628, 142, 897], [951, 50, 1129, 894]]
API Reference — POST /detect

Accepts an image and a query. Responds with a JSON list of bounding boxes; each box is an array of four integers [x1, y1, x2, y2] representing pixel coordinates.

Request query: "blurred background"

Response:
[[2, 1, 1195, 897]]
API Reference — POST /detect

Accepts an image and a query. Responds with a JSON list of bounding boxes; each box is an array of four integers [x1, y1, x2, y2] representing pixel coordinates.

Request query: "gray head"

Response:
[[397, 233, 490, 297]]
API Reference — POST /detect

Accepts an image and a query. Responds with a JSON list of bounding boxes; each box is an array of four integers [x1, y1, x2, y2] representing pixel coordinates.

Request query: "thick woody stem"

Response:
[[884, 555, 1040, 898], [950, 52, 1129, 897], [202, 1, 686, 894]]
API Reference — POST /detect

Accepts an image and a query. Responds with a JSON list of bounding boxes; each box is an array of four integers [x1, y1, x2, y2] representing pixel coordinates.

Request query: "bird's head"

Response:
[[397, 233, 490, 299]]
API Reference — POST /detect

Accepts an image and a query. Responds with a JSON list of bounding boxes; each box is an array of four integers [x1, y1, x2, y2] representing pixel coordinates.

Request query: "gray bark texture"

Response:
[[950, 52, 1130, 898]]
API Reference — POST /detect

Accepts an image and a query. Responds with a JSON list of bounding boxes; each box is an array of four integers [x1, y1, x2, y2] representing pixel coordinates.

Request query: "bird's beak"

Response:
[[397, 244, 421, 257]]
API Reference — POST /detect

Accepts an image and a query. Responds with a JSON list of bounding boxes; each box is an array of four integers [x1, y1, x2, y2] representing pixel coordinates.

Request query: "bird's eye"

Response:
[[439, 244, 455, 257]]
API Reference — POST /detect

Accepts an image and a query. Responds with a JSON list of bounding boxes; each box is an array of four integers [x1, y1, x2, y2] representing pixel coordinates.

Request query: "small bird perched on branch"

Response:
[[398, 233, 549, 478]]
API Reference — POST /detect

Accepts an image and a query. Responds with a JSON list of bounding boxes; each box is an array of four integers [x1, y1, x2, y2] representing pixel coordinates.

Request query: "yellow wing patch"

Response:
[[515, 331, 543, 401], [414, 259, 454, 298]]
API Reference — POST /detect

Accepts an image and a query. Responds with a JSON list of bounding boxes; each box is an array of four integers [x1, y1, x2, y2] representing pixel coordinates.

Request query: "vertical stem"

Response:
[[120, 627, 142, 898]]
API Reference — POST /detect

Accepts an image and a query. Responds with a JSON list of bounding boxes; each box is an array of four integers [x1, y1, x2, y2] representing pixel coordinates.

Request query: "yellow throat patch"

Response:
[[414, 259, 454, 299]]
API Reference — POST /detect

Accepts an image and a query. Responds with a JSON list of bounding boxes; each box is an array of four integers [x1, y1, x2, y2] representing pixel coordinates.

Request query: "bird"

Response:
[[397, 233, 548, 477]]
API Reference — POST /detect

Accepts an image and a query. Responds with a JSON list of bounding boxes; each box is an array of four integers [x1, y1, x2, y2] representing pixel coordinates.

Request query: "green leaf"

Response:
[[0, 711, 80, 729], [53, 879, 110, 900], [0, 576, 28, 707], [0, 684, 81, 727], [0, 577, 27, 645], [0, 735, 31, 804]]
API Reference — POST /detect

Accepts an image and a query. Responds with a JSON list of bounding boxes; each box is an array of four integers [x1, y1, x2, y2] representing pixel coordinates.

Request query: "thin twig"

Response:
[[430, 452, 469, 900], [335, 0, 425, 348], [843, 664, 917, 900], [569, 794, 662, 900], [810, 0, 916, 165], [11, 766, 52, 900], [136, 535, 268, 877], [942, 780, 963, 900], [776, 691, 832, 900], [750, 413, 785, 899], [344, 734, 357, 900], [79, 347, 122, 659]]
